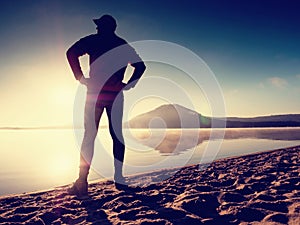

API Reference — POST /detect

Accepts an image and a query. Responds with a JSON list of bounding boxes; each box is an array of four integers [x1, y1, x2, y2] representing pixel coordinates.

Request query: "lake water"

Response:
[[0, 128, 300, 196]]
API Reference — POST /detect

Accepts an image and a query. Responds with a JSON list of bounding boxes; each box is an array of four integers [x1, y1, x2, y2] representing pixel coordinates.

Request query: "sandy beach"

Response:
[[0, 146, 299, 225]]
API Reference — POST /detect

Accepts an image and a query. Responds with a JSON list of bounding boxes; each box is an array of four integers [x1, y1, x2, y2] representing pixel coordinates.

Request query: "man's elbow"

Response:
[[141, 62, 146, 73], [66, 48, 73, 61], [136, 62, 146, 74]]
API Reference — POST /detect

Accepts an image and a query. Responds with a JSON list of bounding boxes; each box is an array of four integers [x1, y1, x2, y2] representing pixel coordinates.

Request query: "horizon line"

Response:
[[1, 111, 300, 130]]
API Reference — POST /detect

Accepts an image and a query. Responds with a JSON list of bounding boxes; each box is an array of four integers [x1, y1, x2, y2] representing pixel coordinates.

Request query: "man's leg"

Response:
[[79, 100, 104, 181], [106, 93, 125, 183], [69, 98, 104, 198]]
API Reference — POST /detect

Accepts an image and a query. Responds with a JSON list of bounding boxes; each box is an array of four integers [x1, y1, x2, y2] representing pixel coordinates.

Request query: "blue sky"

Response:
[[0, 0, 300, 126]]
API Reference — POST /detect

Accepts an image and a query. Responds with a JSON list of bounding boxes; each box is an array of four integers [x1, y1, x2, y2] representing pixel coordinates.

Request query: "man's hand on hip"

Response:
[[122, 82, 135, 91], [79, 77, 89, 86]]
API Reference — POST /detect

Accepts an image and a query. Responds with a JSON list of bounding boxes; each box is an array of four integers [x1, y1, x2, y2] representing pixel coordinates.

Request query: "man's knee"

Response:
[[82, 128, 98, 143]]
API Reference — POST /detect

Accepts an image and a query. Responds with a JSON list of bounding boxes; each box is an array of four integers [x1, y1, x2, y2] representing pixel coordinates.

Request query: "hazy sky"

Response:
[[1, 0, 300, 126]]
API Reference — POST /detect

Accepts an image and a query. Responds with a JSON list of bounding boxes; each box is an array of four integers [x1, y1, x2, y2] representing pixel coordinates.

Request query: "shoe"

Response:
[[114, 174, 126, 184], [114, 175, 129, 190], [67, 179, 89, 200]]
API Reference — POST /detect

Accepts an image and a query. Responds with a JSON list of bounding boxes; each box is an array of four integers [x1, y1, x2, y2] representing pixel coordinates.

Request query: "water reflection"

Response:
[[0, 128, 299, 195], [125, 128, 300, 155]]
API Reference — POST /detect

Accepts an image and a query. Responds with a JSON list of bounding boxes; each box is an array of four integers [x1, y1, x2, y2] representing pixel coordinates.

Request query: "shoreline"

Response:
[[0, 145, 299, 224], [2, 144, 299, 198]]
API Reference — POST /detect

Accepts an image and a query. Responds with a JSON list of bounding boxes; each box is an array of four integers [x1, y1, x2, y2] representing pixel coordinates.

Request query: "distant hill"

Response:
[[126, 104, 300, 128]]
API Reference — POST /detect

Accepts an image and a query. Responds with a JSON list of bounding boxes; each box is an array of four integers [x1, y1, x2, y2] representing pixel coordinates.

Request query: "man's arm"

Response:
[[126, 61, 146, 88], [66, 38, 88, 81], [123, 43, 146, 89]]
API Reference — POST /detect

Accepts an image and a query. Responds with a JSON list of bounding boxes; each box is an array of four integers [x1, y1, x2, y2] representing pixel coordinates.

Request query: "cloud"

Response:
[[267, 77, 288, 88], [228, 89, 239, 96], [258, 82, 265, 88], [231, 89, 239, 94], [296, 74, 300, 79]]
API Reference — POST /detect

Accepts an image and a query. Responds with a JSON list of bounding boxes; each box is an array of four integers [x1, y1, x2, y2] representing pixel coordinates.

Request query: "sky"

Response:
[[0, 0, 300, 127]]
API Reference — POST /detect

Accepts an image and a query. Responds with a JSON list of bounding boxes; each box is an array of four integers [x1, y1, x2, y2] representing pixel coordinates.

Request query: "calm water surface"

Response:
[[0, 128, 299, 195]]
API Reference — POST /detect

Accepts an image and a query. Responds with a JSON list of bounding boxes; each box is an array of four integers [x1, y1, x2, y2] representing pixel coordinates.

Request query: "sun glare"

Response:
[[46, 154, 77, 182], [51, 85, 76, 106]]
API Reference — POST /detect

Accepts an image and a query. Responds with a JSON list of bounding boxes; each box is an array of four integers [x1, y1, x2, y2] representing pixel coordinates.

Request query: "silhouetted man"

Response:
[[66, 15, 146, 198]]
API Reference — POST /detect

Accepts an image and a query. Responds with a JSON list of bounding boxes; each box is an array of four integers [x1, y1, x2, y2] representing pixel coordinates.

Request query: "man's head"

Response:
[[93, 15, 117, 34]]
